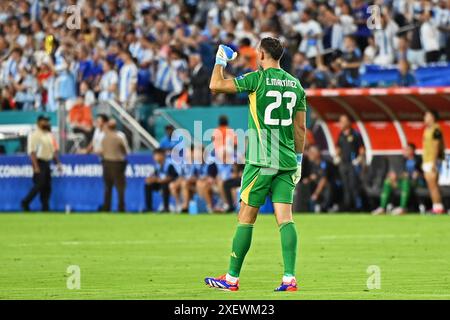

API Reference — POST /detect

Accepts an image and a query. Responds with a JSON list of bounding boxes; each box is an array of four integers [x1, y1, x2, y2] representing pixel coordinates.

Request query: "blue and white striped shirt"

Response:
[[119, 63, 138, 103], [154, 58, 187, 93]]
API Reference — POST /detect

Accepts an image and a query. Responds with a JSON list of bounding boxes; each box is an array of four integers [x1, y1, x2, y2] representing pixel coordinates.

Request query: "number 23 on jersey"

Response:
[[263, 90, 297, 126]]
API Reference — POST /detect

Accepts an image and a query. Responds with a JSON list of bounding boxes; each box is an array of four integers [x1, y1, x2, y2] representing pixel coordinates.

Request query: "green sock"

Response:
[[280, 221, 298, 277], [399, 178, 411, 209], [380, 179, 392, 209], [228, 223, 253, 277]]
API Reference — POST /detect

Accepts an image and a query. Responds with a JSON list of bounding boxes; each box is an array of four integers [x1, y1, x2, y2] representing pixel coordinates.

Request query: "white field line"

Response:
[[4, 239, 224, 247], [318, 234, 421, 240], [1, 290, 450, 299], [3, 234, 423, 247]]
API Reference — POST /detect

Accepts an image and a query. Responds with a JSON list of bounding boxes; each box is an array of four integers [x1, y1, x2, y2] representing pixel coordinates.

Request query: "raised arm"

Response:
[[209, 45, 238, 94], [209, 65, 238, 94]]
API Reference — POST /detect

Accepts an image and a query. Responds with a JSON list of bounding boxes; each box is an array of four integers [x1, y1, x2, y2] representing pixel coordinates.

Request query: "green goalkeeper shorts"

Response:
[[240, 164, 297, 207]]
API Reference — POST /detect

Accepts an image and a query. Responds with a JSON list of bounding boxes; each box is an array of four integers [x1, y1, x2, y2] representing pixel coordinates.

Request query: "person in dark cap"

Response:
[[21, 115, 62, 212]]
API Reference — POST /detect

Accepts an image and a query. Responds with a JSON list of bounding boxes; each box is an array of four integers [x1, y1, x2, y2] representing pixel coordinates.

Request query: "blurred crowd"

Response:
[[147, 111, 448, 214], [1, 0, 450, 113]]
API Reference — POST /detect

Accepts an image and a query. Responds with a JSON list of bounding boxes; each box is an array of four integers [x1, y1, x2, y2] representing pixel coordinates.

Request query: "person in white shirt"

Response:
[[280, 0, 301, 34], [98, 59, 118, 102], [85, 113, 109, 154], [136, 36, 155, 68], [127, 31, 141, 61], [207, 0, 235, 28], [294, 8, 323, 59], [339, 3, 357, 36], [420, 10, 440, 63], [373, 14, 399, 66], [234, 15, 258, 47], [118, 50, 138, 111], [433, 1, 449, 59], [321, 6, 351, 51], [79, 80, 96, 107], [154, 47, 188, 106], [363, 36, 377, 64], [1, 47, 23, 86]]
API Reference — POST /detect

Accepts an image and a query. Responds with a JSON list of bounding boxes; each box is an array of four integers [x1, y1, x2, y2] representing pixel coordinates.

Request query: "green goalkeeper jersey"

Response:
[[234, 67, 307, 170]]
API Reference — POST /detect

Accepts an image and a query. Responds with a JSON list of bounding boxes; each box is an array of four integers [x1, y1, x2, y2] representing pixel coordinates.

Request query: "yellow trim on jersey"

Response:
[[240, 173, 259, 204], [248, 92, 260, 133], [248, 91, 267, 163]]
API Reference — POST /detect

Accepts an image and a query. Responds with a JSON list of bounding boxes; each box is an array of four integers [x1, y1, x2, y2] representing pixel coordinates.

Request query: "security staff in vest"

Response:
[[100, 119, 129, 212], [422, 110, 446, 214], [21, 115, 62, 212]]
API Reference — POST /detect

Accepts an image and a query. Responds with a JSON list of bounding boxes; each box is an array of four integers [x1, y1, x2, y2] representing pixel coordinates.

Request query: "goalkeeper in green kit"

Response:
[[204, 37, 307, 292]]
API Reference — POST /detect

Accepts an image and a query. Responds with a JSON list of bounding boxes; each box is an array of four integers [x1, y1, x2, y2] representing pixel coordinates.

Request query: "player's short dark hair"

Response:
[[260, 37, 284, 61]]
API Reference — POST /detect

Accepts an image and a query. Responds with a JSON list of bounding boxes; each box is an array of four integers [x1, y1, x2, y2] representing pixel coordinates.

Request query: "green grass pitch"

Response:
[[0, 213, 450, 300]]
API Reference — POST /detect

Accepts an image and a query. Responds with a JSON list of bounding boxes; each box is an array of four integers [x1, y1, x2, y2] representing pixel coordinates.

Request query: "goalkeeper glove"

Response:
[[215, 44, 238, 67], [292, 153, 303, 184]]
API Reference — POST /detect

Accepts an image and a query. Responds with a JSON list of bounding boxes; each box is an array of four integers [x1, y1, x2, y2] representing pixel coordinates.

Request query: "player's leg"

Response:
[[204, 178, 216, 212], [272, 170, 299, 292], [424, 166, 444, 213], [40, 166, 52, 212], [399, 178, 411, 211], [169, 178, 182, 212], [205, 165, 270, 291], [215, 177, 227, 211], [204, 204, 260, 291], [145, 181, 161, 212], [102, 162, 114, 212], [21, 171, 40, 211], [223, 177, 242, 212], [392, 177, 411, 215], [195, 178, 210, 211], [180, 178, 195, 212], [161, 182, 171, 212], [115, 162, 126, 212], [373, 173, 396, 215], [227, 201, 259, 276]]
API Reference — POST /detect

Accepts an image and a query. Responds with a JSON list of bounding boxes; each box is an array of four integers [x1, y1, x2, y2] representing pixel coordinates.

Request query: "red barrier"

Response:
[[306, 87, 450, 158]]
